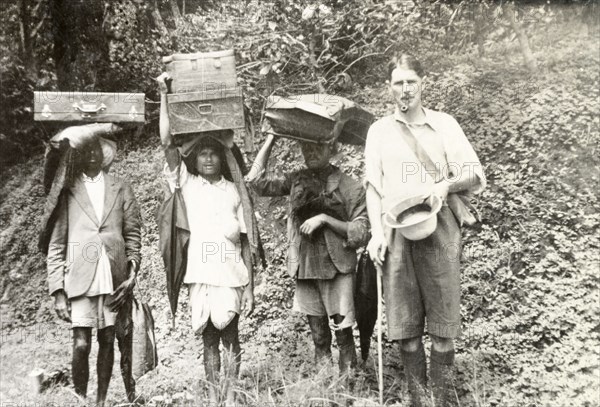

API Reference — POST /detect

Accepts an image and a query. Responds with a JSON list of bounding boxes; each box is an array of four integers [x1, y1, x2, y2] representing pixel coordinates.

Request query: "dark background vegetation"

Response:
[[0, 0, 598, 406]]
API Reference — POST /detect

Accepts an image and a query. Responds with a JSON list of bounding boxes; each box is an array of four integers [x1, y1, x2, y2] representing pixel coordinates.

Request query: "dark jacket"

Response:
[[250, 165, 369, 278]]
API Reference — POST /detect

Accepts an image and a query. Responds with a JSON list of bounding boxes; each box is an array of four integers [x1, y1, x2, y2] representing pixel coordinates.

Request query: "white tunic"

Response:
[[164, 162, 249, 287], [164, 162, 249, 333]]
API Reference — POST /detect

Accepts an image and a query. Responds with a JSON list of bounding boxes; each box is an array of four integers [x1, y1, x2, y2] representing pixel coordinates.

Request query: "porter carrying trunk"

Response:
[[33, 91, 145, 123], [264, 94, 375, 145], [163, 49, 237, 93], [166, 88, 245, 135], [163, 49, 244, 135]]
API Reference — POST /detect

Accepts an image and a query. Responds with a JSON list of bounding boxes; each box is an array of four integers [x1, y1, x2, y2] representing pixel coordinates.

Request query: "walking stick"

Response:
[[375, 263, 384, 406]]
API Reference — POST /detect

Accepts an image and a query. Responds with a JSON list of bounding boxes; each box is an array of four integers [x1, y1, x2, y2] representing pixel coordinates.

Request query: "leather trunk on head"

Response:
[[264, 94, 374, 145], [163, 49, 237, 93], [33, 91, 145, 123], [166, 87, 245, 135]]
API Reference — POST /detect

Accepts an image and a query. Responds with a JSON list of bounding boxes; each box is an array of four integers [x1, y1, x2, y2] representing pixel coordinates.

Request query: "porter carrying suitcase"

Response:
[[33, 91, 145, 123], [264, 94, 374, 145], [166, 87, 245, 135]]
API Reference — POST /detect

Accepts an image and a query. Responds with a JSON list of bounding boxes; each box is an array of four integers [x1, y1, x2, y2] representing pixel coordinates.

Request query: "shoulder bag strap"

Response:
[[388, 117, 479, 225], [388, 117, 441, 180]]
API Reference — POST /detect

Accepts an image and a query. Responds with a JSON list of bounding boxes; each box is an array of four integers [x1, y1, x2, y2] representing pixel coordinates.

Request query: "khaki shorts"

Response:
[[70, 294, 117, 329], [293, 272, 355, 325], [383, 205, 462, 340]]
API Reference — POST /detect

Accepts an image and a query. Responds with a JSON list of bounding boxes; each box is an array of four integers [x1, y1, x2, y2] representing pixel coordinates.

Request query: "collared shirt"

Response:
[[81, 172, 113, 296], [164, 162, 248, 287], [364, 107, 486, 213]]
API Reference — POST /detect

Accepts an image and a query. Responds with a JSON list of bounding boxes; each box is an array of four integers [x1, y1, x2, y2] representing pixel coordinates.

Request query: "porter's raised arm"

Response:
[[157, 72, 180, 171], [246, 133, 276, 181]]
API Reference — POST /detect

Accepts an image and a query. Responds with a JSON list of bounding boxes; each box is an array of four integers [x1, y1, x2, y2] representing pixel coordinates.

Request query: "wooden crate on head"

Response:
[[163, 49, 245, 139]]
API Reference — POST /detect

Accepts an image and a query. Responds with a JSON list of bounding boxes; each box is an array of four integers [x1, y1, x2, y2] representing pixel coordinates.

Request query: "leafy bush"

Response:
[[0, 2, 598, 406]]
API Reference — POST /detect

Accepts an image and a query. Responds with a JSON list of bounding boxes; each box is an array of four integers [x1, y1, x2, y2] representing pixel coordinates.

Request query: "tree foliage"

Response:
[[0, 1, 598, 405]]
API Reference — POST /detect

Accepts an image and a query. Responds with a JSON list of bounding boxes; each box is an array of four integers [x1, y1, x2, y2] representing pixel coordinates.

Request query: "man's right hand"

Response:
[[367, 233, 387, 267], [156, 72, 171, 95], [53, 290, 71, 323]]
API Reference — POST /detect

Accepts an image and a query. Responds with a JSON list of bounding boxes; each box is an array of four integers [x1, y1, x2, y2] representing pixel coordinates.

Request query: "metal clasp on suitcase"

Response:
[[41, 104, 52, 118], [197, 104, 213, 114], [72, 102, 107, 118]]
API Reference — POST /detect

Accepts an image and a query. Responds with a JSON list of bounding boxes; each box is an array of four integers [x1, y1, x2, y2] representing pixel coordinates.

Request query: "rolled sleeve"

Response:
[[445, 117, 486, 194], [347, 217, 369, 249], [340, 177, 370, 249], [247, 169, 292, 197], [363, 124, 383, 196]]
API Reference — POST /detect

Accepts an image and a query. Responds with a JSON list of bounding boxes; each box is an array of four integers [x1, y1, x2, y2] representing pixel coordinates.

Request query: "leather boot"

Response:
[[307, 315, 332, 365]]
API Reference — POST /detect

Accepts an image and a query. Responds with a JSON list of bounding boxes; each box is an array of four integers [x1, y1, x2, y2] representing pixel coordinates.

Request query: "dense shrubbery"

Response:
[[0, 1, 598, 406], [2, 0, 593, 166]]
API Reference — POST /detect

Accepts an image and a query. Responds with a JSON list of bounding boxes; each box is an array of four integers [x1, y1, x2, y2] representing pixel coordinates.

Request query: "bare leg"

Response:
[[307, 315, 332, 365], [72, 327, 92, 398], [332, 314, 356, 378], [202, 319, 221, 406], [96, 326, 115, 406], [220, 314, 241, 407], [116, 322, 135, 403]]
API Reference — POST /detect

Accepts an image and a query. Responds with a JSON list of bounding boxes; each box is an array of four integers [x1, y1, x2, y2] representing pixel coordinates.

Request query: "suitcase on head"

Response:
[[264, 94, 374, 145], [163, 50, 237, 93], [166, 87, 245, 135], [33, 91, 145, 123]]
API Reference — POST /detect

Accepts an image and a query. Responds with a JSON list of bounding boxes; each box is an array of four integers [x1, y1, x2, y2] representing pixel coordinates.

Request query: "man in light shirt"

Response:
[[364, 54, 486, 407], [157, 73, 255, 406], [46, 134, 141, 406]]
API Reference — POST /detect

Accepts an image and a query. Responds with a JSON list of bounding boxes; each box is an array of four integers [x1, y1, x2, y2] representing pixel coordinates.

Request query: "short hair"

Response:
[[387, 53, 424, 80]]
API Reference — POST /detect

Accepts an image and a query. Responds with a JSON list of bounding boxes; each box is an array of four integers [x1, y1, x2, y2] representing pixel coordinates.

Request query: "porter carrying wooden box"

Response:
[[33, 91, 145, 123], [163, 49, 244, 135]]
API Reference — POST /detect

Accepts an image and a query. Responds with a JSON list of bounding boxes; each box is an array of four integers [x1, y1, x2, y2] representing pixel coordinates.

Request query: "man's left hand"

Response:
[[241, 285, 254, 317], [109, 261, 138, 312], [110, 276, 135, 312], [300, 214, 326, 236]]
